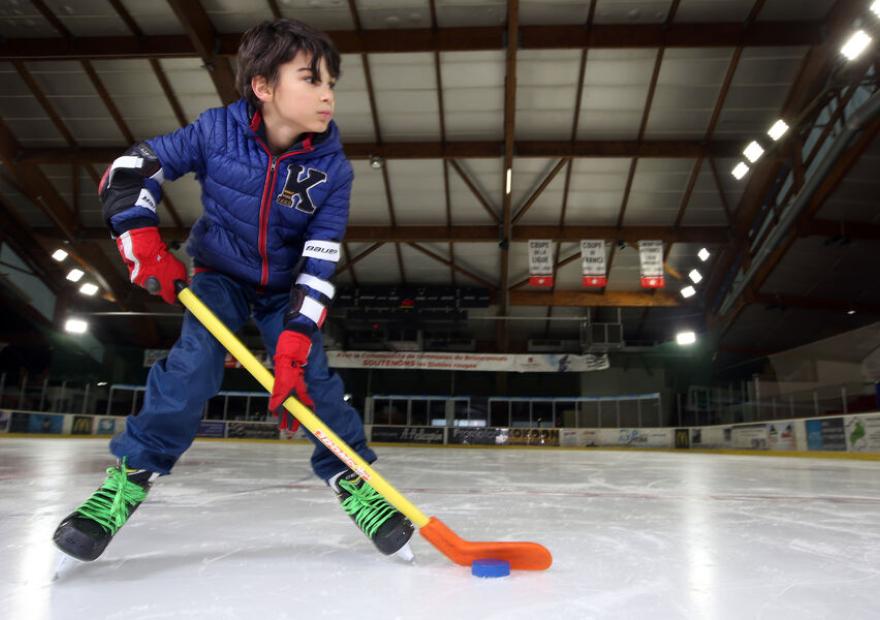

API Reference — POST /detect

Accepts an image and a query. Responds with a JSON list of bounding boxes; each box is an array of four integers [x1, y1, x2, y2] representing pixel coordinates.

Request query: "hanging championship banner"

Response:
[[528, 239, 554, 287], [638, 240, 664, 288], [580, 240, 607, 287]]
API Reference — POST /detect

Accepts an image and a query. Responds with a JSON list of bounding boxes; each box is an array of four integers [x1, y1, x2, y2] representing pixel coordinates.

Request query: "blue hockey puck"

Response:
[[471, 559, 511, 578]]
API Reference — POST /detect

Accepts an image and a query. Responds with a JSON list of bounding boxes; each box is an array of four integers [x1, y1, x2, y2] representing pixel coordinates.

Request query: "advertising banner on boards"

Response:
[[227, 422, 279, 440], [506, 428, 559, 447], [806, 417, 846, 451], [196, 420, 226, 438], [371, 426, 445, 444], [845, 414, 880, 451], [71, 415, 94, 435], [449, 427, 507, 446]]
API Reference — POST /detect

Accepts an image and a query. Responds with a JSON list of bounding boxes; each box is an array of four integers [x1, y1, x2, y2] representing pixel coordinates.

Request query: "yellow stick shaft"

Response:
[[178, 287, 430, 528]]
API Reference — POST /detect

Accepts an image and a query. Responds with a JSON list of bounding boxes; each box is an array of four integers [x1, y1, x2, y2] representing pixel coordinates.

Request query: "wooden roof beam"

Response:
[[751, 293, 880, 315], [498, 0, 519, 340], [0, 22, 826, 61], [429, 0, 457, 285], [704, 0, 866, 306], [346, 0, 406, 286], [543, 0, 597, 336], [0, 120, 126, 305], [716, 115, 880, 336], [799, 219, 880, 240], [166, 0, 238, 105], [19, 139, 743, 164], [42, 225, 731, 244], [511, 290, 680, 307], [107, 0, 189, 128]]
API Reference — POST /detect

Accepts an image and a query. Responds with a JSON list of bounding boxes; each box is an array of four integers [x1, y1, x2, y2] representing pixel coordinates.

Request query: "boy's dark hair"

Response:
[[236, 19, 341, 108]]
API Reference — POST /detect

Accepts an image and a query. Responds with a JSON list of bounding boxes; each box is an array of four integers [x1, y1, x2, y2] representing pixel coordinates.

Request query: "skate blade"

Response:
[[392, 542, 415, 564], [53, 551, 79, 581]]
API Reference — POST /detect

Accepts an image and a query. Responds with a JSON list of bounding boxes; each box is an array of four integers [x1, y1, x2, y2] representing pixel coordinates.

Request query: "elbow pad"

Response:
[[285, 274, 337, 333], [99, 142, 164, 234]]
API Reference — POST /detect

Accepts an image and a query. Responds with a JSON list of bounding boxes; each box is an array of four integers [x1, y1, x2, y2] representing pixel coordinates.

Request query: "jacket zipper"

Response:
[[254, 140, 312, 287]]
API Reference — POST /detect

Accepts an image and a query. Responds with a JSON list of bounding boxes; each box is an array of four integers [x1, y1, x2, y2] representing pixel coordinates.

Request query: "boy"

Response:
[[53, 19, 414, 563]]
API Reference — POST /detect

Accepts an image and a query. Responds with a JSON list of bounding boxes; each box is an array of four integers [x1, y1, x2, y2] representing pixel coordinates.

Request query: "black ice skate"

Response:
[[329, 469, 415, 560], [53, 458, 156, 562]]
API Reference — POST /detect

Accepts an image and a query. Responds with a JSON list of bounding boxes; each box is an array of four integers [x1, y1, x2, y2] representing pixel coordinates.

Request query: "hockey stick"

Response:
[[172, 282, 552, 570]]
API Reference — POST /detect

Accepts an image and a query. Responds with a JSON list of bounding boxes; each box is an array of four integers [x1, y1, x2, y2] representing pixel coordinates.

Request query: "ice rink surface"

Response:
[[2, 438, 880, 619]]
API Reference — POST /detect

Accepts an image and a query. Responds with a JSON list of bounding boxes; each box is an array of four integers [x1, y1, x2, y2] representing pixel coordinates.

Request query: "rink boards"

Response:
[[2, 407, 880, 456]]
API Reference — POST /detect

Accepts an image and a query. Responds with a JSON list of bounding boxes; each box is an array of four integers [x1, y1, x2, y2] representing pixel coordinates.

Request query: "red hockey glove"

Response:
[[115, 227, 187, 305], [270, 330, 314, 431]]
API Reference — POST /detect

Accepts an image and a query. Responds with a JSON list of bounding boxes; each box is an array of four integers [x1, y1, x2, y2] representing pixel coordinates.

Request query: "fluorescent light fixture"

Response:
[[676, 330, 697, 346], [743, 141, 764, 163], [698, 248, 711, 262], [680, 285, 696, 299], [66, 268, 85, 282], [688, 269, 703, 284], [79, 282, 99, 296], [505, 168, 512, 195], [841, 30, 872, 61], [64, 318, 88, 334], [872, 0, 880, 18], [767, 119, 789, 141], [51, 249, 69, 262], [97, 381, 108, 387], [731, 162, 749, 180]]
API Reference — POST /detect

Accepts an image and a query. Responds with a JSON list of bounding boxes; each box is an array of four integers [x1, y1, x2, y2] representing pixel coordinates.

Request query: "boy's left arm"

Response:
[[269, 171, 353, 420]]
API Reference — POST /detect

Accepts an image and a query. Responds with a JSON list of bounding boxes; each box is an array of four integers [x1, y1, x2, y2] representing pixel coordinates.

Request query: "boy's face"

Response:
[[254, 51, 336, 137]]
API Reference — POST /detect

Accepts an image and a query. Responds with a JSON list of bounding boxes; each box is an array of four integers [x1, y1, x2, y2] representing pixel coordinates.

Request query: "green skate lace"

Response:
[[338, 477, 398, 539], [74, 458, 148, 535]]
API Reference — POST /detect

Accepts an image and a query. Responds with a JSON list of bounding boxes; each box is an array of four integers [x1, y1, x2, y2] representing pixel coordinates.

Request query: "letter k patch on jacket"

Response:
[[277, 163, 328, 214]]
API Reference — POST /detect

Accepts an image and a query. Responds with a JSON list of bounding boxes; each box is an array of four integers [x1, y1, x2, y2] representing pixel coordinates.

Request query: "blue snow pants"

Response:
[[110, 271, 376, 479]]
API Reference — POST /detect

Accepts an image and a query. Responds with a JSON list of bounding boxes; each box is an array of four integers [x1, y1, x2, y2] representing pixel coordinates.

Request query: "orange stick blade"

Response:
[[419, 517, 552, 571]]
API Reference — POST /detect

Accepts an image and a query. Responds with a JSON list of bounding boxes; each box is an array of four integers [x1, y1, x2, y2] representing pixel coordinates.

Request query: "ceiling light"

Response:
[[688, 269, 703, 284], [66, 268, 85, 282], [841, 30, 872, 61], [731, 162, 749, 180], [64, 318, 88, 334], [51, 249, 68, 262], [369, 155, 384, 170], [676, 330, 696, 346], [698, 248, 710, 262], [743, 141, 764, 163], [872, 0, 880, 18], [767, 119, 789, 141], [79, 282, 99, 296], [680, 285, 696, 299], [505, 168, 512, 195], [847, 309, 856, 315]]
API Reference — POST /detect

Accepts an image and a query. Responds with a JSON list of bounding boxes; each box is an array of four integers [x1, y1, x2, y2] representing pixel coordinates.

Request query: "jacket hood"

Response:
[[228, 98, 343, 158]]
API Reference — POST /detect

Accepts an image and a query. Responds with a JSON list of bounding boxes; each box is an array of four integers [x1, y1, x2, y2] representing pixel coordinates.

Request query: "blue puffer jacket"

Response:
[[127, 99, 352, 297]]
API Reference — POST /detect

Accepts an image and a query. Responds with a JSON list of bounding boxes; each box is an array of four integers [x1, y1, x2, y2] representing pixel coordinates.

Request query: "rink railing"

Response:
[[678, 381, 878, 427], [4, 375, 875, 432], [2, 407, 879, 455], [0, 378, 273, 424], [366, 393, 664, 428]]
